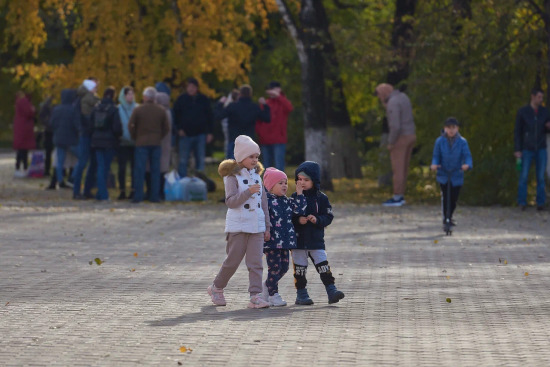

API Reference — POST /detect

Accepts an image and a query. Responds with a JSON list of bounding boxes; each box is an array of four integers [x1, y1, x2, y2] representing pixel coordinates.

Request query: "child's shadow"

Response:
[[147, 304, 335, 327]]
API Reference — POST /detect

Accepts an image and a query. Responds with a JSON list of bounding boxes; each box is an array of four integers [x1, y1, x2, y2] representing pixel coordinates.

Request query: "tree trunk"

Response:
[[387, 0, 417, 85]]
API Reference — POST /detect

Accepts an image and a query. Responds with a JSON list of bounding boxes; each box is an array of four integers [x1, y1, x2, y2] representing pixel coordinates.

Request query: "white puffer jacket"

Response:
[[218, 160, 266, 234]]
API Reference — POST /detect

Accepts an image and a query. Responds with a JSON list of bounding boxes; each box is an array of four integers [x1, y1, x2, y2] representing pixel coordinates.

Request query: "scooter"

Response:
[[441, 169, 456, 236]]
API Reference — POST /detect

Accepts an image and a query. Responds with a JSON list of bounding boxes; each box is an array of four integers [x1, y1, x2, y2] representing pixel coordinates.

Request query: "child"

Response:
[[261, 167, 307, 306], [291, 161, 345, 305], [208, 135, 271, 308], [430, 117, 473, 228]]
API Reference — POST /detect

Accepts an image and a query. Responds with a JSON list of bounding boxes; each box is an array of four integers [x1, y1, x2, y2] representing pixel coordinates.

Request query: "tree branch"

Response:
[[332, 0, 367, 10], [525, 0, 548, 23], [275, 0, 307, 64]]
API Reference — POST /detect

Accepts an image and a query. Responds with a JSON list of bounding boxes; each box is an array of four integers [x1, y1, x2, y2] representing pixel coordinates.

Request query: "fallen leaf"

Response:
[[89, 261, 93, 265], [180, 346, 187, 353], [178, 362, 182, 366], [499, 258, 502, 263], [109, 208, 114, 212], [446, 276, 450, 280], [504, 260, 508, 265], [446, 298, 452, 303], [525, 272, 529, 276], [94, 258, 103, 265], [434, 240, 438, 244], [134, 252, 138, 257], [5, 302, 9, 306], [130, 269, 135, 272]]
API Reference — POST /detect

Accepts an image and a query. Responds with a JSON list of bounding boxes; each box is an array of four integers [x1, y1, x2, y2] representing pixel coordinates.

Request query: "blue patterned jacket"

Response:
[[264, 192, 307, 250]]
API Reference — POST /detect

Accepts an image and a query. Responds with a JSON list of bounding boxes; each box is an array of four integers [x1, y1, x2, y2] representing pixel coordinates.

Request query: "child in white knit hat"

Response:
[[208, 135, 271, 308]]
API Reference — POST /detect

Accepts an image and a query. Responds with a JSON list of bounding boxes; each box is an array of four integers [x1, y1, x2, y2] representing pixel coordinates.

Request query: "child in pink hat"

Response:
[[260, 167, 307, 306]]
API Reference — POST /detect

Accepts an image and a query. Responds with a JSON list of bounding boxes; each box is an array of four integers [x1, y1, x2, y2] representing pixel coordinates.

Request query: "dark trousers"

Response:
[[44, 131, 54, 175], [133, 146, 161, 202], [145, 171, 166, 200], [264, 249, 290, 296], [117, 145, 135, 194], [440, 182, 461, 221], [15, 150, 29, 170]]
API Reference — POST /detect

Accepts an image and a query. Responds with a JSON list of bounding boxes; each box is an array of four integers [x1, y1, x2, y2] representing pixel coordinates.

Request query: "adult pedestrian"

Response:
[[154, 92, 173, 200], [215, 84, 271, 159], [256, 81, 293, 171], [514, 88, 550, 210], [38, 97, 54, 176], [173, 77, 213, 178], [128, 87, 170, 203], [117, 86, 138, 200], [91, 87, 122, 201], [50, 89, 80, 189], [375, 83, 416, 207], [221, 89, 240, 156], [73, 79, 100, 199], [13, 91, 36, 177]]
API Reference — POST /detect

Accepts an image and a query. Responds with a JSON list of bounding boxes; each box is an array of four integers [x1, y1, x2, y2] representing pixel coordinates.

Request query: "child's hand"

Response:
[[296, 182, 304, 195], [430, 164, 440, 171], [264, 229, 270, 242], [298, 216, 308, 225], [307, 215, 317, 224], [248, 184, 261, 194], [461, 164, 469, 171]]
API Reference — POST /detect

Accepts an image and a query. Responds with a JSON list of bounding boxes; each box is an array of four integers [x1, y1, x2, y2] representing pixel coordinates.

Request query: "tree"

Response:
[[0, 0, 277, 100]]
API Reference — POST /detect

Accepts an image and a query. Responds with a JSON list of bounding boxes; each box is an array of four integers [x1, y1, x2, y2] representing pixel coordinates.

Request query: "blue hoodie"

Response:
[[291, 161, 334, 250], [118, 88, 138, 145]]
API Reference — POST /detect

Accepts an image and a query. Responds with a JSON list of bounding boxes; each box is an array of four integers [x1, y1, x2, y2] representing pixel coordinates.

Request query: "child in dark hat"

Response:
[[291, 161, 345, 305], [430, 117, 473, 227]]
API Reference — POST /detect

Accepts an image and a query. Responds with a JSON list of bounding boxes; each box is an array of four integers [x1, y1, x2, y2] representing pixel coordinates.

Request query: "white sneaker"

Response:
[[248, 294, 270, 309], [207, 284, 226, 306], [268, 293, 287, 307], [13, 169, 25, 178], [261, 282, 269, 302]]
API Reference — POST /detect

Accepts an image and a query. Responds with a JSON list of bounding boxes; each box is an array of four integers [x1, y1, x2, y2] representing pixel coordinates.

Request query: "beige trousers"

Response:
[[390, 134, 416, 196], [213, 232, 264, 295]]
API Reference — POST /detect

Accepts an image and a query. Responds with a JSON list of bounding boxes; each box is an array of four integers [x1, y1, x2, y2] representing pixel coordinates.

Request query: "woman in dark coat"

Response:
[[13, 91, 36, 176]]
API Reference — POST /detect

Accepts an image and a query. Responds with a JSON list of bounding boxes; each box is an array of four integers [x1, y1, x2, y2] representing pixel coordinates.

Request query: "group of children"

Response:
[[208, 135, 345, 308], [208, 117, 472, 308]]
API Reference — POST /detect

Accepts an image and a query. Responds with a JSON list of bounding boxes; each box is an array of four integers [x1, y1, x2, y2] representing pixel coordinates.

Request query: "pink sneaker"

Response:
[[207, 284, 226, 306], [248, 294, 270, 309]]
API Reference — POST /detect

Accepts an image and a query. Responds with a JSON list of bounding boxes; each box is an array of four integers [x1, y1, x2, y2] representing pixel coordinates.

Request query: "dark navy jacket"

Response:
[[173, 92, 213, 136], [51, 89, 80, 147], [431, 133, 473, 186], [91, 98, 122, 149], [514, 104, 550, 152], [214, 97, 270, 142], [264, 192, 307, 250], [291, 161, 334, 250]]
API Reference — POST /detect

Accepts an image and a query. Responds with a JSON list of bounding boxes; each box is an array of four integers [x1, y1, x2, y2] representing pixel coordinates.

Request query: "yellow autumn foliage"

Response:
[[1, 0, 278, 100]]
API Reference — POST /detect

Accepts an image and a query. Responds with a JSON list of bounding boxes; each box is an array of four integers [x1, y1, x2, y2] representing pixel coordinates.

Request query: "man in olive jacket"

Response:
[[129, 87, 170, 203]]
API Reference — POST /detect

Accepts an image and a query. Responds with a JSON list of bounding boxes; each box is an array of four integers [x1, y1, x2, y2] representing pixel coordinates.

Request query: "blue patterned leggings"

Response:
[[264, 249, 290, 296]]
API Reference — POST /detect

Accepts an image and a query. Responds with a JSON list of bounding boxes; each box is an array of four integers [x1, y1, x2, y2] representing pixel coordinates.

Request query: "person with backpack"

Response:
[[91, 87, 122, 201], [73, 78, 100, 200]]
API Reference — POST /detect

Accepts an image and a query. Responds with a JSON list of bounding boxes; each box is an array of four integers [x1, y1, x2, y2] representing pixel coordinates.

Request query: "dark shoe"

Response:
[[58, 181, 71, 189], [537, 206, 545, 211], [45, 184, 56, 191], [128, 191, 134, 200], [295, 288, 314, 305], [382, 197, 405, 207], [520, 205, 527, 211], [73, 194, 86, 200], [131, 199, 141, 204], [83, 192, 95, 200], [442, 218, 456, 226], [118, 192, 127, 200], [326, 284, 345, 304]]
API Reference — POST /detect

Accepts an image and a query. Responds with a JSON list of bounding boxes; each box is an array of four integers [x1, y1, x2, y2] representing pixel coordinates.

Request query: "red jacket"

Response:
[[13, 96, 36, 150], [256, 94, 293, 145]]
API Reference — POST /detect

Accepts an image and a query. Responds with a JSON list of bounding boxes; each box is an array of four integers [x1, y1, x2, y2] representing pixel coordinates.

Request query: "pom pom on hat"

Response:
[[234, 135, 260, 163], [263, 167, 287, 191]]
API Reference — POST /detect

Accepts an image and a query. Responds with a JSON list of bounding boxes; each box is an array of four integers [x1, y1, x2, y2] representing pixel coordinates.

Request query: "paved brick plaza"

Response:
[[1, 157, 550, 365]]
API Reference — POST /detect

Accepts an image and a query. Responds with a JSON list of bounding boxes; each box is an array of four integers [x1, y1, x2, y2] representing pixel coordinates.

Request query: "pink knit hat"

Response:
[[263, 167, 287, 191], [234, 135, 260, 163]]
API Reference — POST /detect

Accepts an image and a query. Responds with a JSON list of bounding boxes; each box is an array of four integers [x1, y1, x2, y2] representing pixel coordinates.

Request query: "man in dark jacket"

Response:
[[215, 84, 270, 159], [51, 89, 80, 189], [173, 78, 213, 177], [90, 87, 122, 201], [514, 88, 550, 210], [38, 97, 54, 176]]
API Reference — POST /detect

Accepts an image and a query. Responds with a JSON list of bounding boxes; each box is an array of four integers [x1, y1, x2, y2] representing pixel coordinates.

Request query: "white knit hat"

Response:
[[234, 135, 260, 163], [83, 79, 97, 92]]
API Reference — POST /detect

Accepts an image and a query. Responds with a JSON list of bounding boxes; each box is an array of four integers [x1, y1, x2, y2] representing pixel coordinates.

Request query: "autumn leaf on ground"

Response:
[[130, 269, 135, 272], [134, 252, 138, 257], [525, 272, 529, 276], [446, 276, 450, 280], [94, 258, 103, 265], [109, 208, 114, 213], [446, 298, 452, 303], [5, 302, 9, 306], [434, 240, 438, 244], [504, 260, 508, 265], [179, 346, 193, 353]]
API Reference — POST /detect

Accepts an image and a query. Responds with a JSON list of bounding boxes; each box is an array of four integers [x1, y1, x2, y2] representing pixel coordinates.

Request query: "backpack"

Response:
[[93, 103, 112, 131]]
